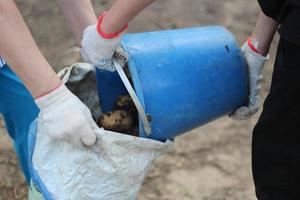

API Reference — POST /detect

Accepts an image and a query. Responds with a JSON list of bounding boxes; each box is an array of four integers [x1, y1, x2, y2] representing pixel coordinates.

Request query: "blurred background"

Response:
[[0, 0, 279, 199]]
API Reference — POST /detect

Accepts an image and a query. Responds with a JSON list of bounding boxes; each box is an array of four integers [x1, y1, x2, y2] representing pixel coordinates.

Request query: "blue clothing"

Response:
[[0, 64, 39, 182]]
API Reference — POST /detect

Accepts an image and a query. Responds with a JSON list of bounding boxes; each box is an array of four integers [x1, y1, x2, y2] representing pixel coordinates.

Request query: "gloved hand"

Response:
[[230, 38, 269, 120], [35, 83, 97, 148], [81, 12, 127, 71]]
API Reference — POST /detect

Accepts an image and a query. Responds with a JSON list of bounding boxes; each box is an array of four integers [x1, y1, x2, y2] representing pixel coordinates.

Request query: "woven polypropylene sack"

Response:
[[28, 63, 172, 200]]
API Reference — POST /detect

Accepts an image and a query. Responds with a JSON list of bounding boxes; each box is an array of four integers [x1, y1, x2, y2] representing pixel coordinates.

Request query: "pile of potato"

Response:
[[97, 60, 140, 136], [98, 95, 139, 136]]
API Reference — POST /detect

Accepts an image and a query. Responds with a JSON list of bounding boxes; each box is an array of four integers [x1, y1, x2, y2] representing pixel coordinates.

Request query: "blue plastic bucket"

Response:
[[95, 68, 128, 112], [98, 26, 248, 141]]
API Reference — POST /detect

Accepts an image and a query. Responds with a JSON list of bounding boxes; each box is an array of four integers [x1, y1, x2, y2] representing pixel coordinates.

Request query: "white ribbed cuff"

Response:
[[35, 84, 72, 109]]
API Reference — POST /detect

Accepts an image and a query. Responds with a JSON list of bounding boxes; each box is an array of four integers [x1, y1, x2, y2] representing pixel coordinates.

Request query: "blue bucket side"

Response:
[[122, 26, 248, 141], [95, 68, 129, 112]]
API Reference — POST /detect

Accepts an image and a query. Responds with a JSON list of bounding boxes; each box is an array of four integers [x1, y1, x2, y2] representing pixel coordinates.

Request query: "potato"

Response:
[[115, 95, 135, 110], [115, 95, 138, 124], [98, 110, 134, 133]]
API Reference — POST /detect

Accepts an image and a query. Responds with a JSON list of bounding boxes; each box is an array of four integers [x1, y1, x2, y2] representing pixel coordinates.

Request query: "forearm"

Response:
[[251, 11, 279, 56], [102, 0, 155, 34], [0, 1, 61, 98], [58, 0, 155, 43], [57, 0, 97, 45]]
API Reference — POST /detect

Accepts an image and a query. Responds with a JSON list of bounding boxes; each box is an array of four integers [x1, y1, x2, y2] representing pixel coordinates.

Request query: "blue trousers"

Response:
[[0, 65, 39, 182]]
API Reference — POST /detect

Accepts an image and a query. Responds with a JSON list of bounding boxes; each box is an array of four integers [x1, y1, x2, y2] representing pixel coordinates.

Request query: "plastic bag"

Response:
[[28, 63, 172, 200]]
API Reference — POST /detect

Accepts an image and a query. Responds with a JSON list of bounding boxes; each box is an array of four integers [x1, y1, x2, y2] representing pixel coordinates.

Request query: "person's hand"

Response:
[[81, 12, 127, 71], [35, 83, 97, 148], [230, 38, 269, 120]]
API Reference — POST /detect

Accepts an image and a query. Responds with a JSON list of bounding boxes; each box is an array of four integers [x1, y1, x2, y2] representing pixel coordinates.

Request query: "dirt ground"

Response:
[[0, 0, 280, 199]]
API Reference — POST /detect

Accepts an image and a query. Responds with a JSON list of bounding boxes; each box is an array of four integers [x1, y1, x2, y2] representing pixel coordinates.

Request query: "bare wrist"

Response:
[[100, 12, 128, 35], [33, 77, 62, 99], [250, 11, 278, 56]]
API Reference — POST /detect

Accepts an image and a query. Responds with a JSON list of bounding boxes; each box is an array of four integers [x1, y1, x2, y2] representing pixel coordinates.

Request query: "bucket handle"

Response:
[[113, 58, 152, 136]]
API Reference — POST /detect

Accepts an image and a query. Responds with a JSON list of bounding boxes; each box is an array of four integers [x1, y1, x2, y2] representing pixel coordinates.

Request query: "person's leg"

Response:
[[0, 65, 39, 182], [252, 38, 300, 199]]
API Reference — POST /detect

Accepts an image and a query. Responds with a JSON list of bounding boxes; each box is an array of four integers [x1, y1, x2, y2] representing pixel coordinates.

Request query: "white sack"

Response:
[[32, 63, 172, 200]]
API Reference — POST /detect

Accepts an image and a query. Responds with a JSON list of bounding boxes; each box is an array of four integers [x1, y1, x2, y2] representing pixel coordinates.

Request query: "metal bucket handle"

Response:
[[112, 58, 152, 136]]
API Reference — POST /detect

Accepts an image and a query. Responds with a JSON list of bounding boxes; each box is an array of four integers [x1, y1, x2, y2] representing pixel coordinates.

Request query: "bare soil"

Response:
[[0, 0, 279, 199]]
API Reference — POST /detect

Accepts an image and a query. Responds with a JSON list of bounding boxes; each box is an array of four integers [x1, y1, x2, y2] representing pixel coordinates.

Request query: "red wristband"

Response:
[[247, 38, 259, 54], [97, 12, 128, 39], [35, 82, 63, 100]]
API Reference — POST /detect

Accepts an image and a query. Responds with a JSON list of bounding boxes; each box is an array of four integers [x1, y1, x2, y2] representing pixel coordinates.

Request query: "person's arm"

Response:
[[231, 10, 278, 120], [57, 0, 97, 45], [58, 0, 155, 69], [58, 0, 155, 44], [0, 1, 96, 147], [101, 0, 155, 34], [251, 11, 278, 56], [0, 1, 61, 98]]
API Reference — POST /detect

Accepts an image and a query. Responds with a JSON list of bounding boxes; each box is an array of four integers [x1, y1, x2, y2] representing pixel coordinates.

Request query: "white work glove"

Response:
[[81, 12, 127, 71], [35, 84, 97, 148], [230, 38, 269, 120]]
